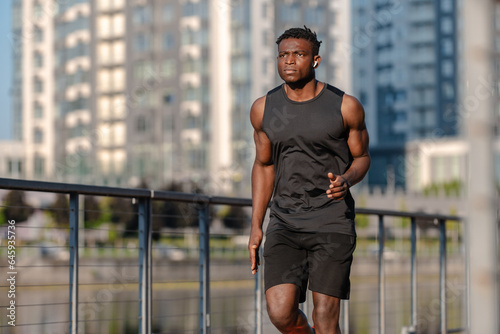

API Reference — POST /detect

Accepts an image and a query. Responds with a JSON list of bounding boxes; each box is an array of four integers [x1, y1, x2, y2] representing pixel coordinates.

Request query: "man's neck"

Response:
[[284, 79, 323, 102]]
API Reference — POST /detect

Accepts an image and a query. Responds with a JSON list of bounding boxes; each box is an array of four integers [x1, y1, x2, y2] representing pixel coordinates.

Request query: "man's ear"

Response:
[[313, 55, 321, 68]]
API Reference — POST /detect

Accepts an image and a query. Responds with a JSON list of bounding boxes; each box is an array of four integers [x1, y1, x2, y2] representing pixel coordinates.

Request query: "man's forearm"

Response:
[[343, 155, 371, 188], [251, 163, 275, 228]]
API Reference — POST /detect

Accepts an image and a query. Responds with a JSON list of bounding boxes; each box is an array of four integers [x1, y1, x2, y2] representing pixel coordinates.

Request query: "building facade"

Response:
[[351, 0, 459, 190], [12, 0, 352, 196]]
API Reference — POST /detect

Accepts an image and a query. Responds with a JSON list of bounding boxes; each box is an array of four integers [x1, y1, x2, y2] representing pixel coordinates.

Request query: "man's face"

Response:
[[277, 38, 316, 84]]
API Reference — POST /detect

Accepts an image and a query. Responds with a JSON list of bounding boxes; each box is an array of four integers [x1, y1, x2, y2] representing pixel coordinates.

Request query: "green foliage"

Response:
[[220, 205, 250, 230], [0, 190, 34, 224], [106, 197, 134, 225], [354, 194, 369, 229], [423, 179, 462, 197], [83, 196, 103, 228], [398, 199, 411, 228], [355, 214, 369, 229], [47, 193, 69, 226]]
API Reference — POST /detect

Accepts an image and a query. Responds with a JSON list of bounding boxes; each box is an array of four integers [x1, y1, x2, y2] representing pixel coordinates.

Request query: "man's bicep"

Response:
[[347, 126, 369, 159], [342, 94, 369, 158]]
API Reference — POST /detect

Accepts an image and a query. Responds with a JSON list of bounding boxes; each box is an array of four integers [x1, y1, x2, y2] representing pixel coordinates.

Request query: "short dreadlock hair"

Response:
[[276, 26, 322, 56]]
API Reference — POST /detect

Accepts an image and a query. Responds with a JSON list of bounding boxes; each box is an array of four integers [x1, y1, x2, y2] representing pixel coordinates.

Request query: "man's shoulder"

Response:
[[267, 85, 283, 96], [324, 83, 345, 98]]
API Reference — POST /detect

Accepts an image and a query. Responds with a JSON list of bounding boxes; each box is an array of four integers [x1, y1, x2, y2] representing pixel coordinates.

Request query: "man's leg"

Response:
[[266, 284, 314, 334], [311, 292, 341, 334]]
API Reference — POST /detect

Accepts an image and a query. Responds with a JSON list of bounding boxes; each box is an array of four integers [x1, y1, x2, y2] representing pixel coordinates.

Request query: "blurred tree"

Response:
[[155, 182, 199, 230], [1, 190, 34, 224], [107, 197, 135, 225], [47, 193, 69, 226], [84, 195, 109, 228], [220, 206, 249, 230]]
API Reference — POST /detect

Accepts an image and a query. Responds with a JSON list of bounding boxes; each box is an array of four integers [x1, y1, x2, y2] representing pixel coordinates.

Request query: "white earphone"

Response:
[[313, 61, 318, 67]]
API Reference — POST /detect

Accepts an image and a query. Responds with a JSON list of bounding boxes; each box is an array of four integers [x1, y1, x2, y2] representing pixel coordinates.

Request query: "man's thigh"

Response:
[[304, 232, 356, 300], [263, 229, 309, 303]]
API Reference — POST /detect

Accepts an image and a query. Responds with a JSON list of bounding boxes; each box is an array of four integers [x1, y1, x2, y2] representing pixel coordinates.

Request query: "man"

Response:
[[248, 26, 370, 334]]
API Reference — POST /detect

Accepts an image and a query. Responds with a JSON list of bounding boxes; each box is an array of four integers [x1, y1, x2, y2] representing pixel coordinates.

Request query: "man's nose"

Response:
[[285, 55, 295, 64]]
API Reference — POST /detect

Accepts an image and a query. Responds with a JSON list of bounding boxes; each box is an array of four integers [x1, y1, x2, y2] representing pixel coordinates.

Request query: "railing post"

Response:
[[69, 193, 79, 334], [138, 197, 152, 334], [199, 202, 211, 334], [439, 219, 447, 334], [255, 246, 263, 334], [410, 217, 417, 333], [378, 215, 385, 334]]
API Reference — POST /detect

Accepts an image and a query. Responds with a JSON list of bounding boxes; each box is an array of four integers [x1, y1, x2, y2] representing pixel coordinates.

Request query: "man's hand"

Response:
[[248, 226, 263, 275], [326, 172, 350, 200]]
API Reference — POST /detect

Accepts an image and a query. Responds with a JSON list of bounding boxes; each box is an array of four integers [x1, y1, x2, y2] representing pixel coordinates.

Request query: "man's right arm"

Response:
[[248, 96, 274, 275]]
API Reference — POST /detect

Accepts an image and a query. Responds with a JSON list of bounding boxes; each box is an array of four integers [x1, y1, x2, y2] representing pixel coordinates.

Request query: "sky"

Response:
[[0, 1, 12, 140]]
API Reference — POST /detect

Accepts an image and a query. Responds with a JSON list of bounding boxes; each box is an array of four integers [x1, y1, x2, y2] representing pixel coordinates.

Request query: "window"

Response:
[[34, 51, 43, 68], [98, 69, 111, 91], [442, 82, 455, 99], [34, 156, 45, 176], [112, 14, 125, 36], [8, 159, 22, 175], [112, 68, 125, 91], [163, 4, 175, 22], [182, 58, 201, 73], [305, 6, 325, 25], [183, 86, 200, 101], [97, 16, 111, 37], [98, 96, 111, 119], [113, 150, 126, 173], [34, 128, 43, 143], [133, 6, 151, 25], [441, 0, 453, 12], [112, 41, 125, 63], [163, 91, 175, 105], [442, 60, 454, 77], [112, 95, 126, 118], [181, 29, 207, 46], [441, 38, 453, 56], [98, 42, 111, 64], [33, 3, 44, 20], [69, 122, 86, 138], [136, 115, 147, 132], [34, 26, 43, 42], [134, 33, 150, 52], [34, 77, 43, 93], [34, 102, 43, 118], [182, 1, 208, 18], [262, 3, 269, 18], [112, 122, 126, 146], [162, 32, 176, 51], [161, 59, 176, 78], [279, 3, 301, 23], [441, 17, 454, 34]]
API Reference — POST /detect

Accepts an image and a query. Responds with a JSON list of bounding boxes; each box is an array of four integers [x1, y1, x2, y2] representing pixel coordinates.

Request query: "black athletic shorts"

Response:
[[263, 229, 356, 303]]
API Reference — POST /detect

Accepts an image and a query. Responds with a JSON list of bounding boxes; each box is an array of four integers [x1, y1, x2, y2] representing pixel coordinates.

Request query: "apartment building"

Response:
[[12, 0, 351, 195], [351, 0, 460, 190]]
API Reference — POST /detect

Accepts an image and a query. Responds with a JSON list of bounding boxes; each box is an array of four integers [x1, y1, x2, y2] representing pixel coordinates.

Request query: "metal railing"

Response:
[[0, 177, 465, 334]]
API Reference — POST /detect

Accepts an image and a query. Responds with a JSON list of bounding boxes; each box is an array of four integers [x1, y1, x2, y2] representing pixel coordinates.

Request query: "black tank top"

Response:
[[262, 83, 356, 235]]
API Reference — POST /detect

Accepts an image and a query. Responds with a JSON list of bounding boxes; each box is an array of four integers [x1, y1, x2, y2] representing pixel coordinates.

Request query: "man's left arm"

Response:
[[327, 94, 370, 200]]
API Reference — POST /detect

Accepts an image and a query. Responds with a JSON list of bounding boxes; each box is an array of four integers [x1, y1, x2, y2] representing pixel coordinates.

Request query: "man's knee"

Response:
[[266, 284, 301, 331], [267, 303, 297, 331]]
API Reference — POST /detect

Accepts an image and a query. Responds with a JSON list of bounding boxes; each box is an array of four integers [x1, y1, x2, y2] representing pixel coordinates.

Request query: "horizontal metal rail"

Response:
[[0, 177, 466, 333]]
